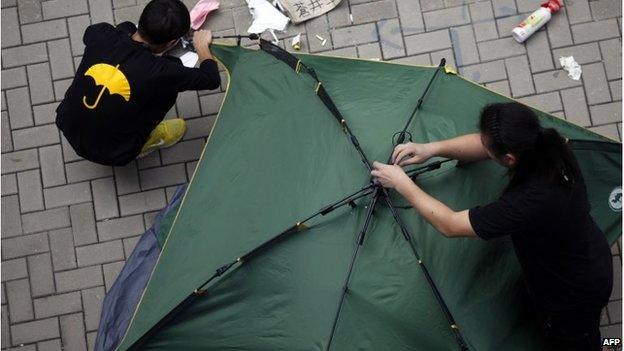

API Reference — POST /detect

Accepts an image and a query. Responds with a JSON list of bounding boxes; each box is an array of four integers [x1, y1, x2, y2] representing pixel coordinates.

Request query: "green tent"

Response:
[[114, 41, 622, 350]]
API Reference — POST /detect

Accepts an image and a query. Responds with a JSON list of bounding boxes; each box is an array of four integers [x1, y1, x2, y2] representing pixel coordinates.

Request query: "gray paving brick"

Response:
[[571, 19, 620, 44], [2, 258, 27, 282], [76, 240, 124, 267], [91, 177, 119, 220], [13, 124, 60, 150], [1, 195, 22, 238], [1, 0, 16, 7], [87, 331, 96, 351], [27, 63, 55, 104], [590, 102, 622, 125], [590, 0, 622, 21], [81, 286, 104, 331], [199, 6, 234, 32], [1, 7, 21, 48], [122, 235, 141, 257], [2, 174, 18, 196], [139, 163, 187, 190], [609, 80, 621, 101], [42, 0, 88, 20], [183, 116, 215, 140], [34, 292, 82, 319], [198, 92, 225, 116], [61, 134, 82, 163], [22, 207, 70, 234], [136, 151, 160, 169], [40, 145, 66, 187], [496, 14, 526, 39], [114, 162, 140, 195], [21, 19, 68, 44], [590, 123, 621, 140], [608, 300, 622, 324], [17, 0, 43, 24], [2, 232, 49, 259], [420, 0, 444, 12], [1, 43, 48, 68], [6, 87, 34, 129], [48, 39, 74, 80], [2, 67, 27, 90], [70, 203, 98, 246], [2, 148, 39, 175], [175, 91, 201, 119], [38, 339, 62, 351], [66, 160, 113, 183], [547, 8, 573, 48], [49, 227, 77, 270], [323, 46, 359, 58], [60, 313, 87, 351], [44, 182, 91, 209], [186, 161, 199, 179], [17, 170, 44, 212], [55, 266, 103, 293], [492, 0, 517, 17], [459, 60, 507, 83], [6, 279, 34, 322], [396, 0, 425, 35], [599, 38, 622, 80], [357, 42, 382, 59], [160, 139, 204, 165], [505, 55, 535, 97], [53, 78, 73, 101], [12, 317, 60, 345], [468, 1, 497, 42], [34, 101, 60, 125], [2, 112, 12, 153], [518, 91, 563, 113], [565, 0, 591, 24], [404, 29, 451, 55], [326, 0, 350, 28], [305, 17, 332, 53], [477, 38, 526, 61], [582, 63, 612, 105], [102, 261, 124, 292], [119, 189, 166, 216], [533, 70, 582, 93], [2, 305, 9, 348], [561, 87, 591, 127], [351, 0, 397, 25], [450, 25, 478, 66], [28, 253, 55, 297], [551, 42, 601, 66], [378, 18, 405, 60], [424, 6, 470, 31], [68, 15, 91, 56], [515, 0, 541, 13], [486, 80, 511, 97], [331, 23, 378, 48], [431, 48, 455, 70], [96, 214, 144, 242]]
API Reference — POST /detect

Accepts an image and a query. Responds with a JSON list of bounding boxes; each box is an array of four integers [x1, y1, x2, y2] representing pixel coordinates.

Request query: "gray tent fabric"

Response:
[[94, 185, 186, 351]]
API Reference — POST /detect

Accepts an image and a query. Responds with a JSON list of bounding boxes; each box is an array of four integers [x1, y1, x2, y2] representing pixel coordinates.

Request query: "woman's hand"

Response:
[[391, 142, 434, 166], [371, 161, 414, 193]]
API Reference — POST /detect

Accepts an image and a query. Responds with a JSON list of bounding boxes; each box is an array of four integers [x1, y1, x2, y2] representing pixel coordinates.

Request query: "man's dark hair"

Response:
[[138, 0, 190, 45]]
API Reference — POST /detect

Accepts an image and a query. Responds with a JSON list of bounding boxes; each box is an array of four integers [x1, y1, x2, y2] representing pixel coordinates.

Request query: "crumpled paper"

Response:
[[246, 0, 289, 36], [190, 0, 220, 30], [559, 56, 582, 81]]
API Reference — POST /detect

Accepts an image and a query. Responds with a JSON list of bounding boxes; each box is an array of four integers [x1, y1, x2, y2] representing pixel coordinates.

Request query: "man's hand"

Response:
[[371, 161, 413, 193], [391, 142, 434, 166], [193, 29, 213, 61]]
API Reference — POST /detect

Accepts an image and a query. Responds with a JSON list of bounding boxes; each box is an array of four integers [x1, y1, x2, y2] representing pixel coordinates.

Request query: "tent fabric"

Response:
[[113, 44, 622, 350]]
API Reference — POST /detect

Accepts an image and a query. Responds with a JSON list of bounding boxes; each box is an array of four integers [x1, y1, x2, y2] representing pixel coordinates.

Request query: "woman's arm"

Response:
[[392, 133, 489, 166]]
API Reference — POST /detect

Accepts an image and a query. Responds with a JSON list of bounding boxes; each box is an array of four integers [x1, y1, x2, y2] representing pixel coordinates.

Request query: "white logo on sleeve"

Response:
[[609, 186, 622, 212]]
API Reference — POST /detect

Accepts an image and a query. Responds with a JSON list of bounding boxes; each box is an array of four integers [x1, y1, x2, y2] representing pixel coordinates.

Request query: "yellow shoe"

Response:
[[139, 118, 187, 158]]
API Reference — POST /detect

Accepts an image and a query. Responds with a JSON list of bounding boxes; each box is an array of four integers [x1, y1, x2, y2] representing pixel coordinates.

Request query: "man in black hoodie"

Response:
[[56, 0, 220, 166]]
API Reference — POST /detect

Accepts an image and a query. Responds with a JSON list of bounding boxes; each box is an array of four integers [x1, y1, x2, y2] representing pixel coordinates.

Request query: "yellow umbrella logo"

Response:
[[82, 63, 131, 109]]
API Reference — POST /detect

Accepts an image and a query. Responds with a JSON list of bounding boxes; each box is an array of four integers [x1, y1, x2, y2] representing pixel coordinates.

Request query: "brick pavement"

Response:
[[0, 0, 622, 349]]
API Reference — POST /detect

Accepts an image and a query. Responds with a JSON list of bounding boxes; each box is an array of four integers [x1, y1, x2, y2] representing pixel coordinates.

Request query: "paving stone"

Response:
[[27, 63, 55, 104], [505, 56, 535, 97], [91, 177, 119, 220], [38, 339, 62, 351], [183, 116, 216, 140], [590, 0, 622, 21], [118, 189, 166, 216], [305, 16, 331, 53], [55, 266, 103, 293], [518, 91, 563, 113], [87, 331, 96, 351], [609, 80, 621, 101], [17, 0, 43, 24], [599, 38, 622, 80], [608, 300, 622, 324], [2, 232, 49, 259], [357, 42, 382, 59], [378, 18, 405, 60], [323, 46, 359, 58], [2, 148, 40, 175], [450, 25, 479, 66], [66, 160, 113, 183], [551, 42, 601, 67], [160, 139, 204, 165], [175, 91, 201, 119], [136, 151, 161, 169], [48, 39, 74, 80], [566, 0, 592, 24], [6, 87, 34, 129], [113, 162, 140, 195], [1, 43, 48, 68], [6, 279, 34, 322], [2, 258, 28, 282], [420, 0, 444, 12], [351, 0, 397, 25], [54, 78, 73, 101], [76, 240, 124, 267], [496, 14, 526, 39], [2, 305, 9, 348], [1, 7, 21, 48], [199, 92, 225, 116], [11, 317, 59, 345], [21, 19, 68, 44], [42, 0, 88, 20], [60, 313, 87, 351], [590, 123, 621, 140], [582, 63, 612, 105], [13, 124, 60, 150], [404, 29, 451, 55], [1, 112, 12, 153], [68, 15, 91, 56], [533, 70, 582, 93], [34, 101, 60, 125], [102, 261, 125, 292], [49, 227, 77, 270], [2, 174, 18, 196], [200, 6, 234, 32], [391, 54, 431, 67], [81, 286, 104, 331], [1, 0, 16, 7], [331, 23, 378, 48], [34, 292, 82, 319], [459, 60, 507, 83], [431, 48, 455, 70], [396, 0, 425, 35], [44, 182, 91, 209], [122, 235, 141, 258], [17, 170, 44, 212], [40, 145, 66, 187], [492, 0, 517, 17], [2, 67, 27, 90], [590, 102, 622, 125], [1, 195, 22, 238], [485, 80, 511, 97], [468, 1, 497, 42], [571, 19, 620, 44], [547, 8, 573, 48], [70, 203, 98, 246], [477, 37, 526, 61], [96, 214, 144, 241], [139, 163, 187, 190], [561, 87, 591, 127], [28, 253, 55, 297], [61, 134, 82, 163], [21, 207, 70, 234]]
